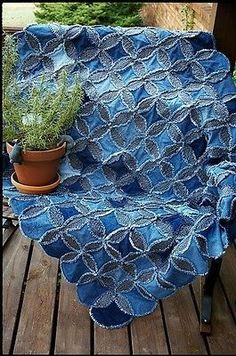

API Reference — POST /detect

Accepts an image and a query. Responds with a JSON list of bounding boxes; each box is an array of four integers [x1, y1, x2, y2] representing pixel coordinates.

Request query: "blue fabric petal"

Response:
[[90, 302, 134, 329]]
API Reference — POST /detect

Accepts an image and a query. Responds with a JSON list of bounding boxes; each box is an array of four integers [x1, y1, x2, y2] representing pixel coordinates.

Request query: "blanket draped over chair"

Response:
[[3, 24, 236, 329]]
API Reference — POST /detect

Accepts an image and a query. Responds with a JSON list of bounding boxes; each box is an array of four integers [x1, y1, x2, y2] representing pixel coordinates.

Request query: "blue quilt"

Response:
[[3, 24, 236, 329]]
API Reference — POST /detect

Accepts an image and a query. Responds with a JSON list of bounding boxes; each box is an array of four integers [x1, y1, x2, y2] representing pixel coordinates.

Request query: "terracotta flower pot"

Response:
[[6, 142, 66, 192]]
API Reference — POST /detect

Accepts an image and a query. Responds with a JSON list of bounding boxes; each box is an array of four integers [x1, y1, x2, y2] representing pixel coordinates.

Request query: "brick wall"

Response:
[[140, 3, 217, 32]]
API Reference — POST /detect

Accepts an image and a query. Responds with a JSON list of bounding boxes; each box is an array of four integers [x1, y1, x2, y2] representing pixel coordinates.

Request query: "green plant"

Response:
[[180, 3, 195, 31], [3, 35, 83, 151], [34, 2, 144, 27]]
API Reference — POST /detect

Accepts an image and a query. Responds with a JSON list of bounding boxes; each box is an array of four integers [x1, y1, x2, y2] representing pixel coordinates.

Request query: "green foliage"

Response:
[[34, 2, 144, 27], [3, 35, 83, 151], [180, 3, 195, 31]]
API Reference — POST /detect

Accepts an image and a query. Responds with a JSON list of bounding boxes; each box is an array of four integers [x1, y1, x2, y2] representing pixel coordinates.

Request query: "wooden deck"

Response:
[[3, 206, 236, 355]]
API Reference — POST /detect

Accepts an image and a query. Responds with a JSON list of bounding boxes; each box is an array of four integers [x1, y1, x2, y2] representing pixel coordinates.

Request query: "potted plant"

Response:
[[3, 34, 83, 194]]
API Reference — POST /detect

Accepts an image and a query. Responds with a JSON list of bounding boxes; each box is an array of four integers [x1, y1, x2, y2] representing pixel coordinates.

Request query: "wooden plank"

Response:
[[192, 276, 236, 355], [2, 221, 18, 246], [55, 278, 91, 355], [2, 198, 18, 245], [162, 286, 207, 355], [3, 26, 23, 34], [94, 325, 130, 355], [14, 244, 58, 355], [220, 246, 236, 319], [131, 307, 169, 355], [3, 204, 18, 220], [3, 229, 31, 355]]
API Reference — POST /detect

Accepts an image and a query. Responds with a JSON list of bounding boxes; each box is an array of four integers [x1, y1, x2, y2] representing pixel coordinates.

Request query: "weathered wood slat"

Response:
[[220, 246, 236, 319], [3, 197, 10, 205], [13, 244, 58, 355], [2, 199, 18, 245], [55, 278, 91, 355], [2, 221, 18, 246], [3, 26, 23, 34], [207, 281, 236, 355], [162, 286, 207, 355], [192, 275, 236, 355], [3, 230, 31, 355], [3, 204, 18, 220], [94, 326, 130, 355], [131, 307, 169, 355]]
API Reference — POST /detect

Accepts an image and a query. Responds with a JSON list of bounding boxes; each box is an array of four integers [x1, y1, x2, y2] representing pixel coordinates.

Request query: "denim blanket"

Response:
[[3, 24, 236, 329]]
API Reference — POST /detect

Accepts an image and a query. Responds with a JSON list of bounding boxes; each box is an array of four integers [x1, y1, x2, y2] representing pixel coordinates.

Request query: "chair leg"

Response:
[[200, 257, 223, 334]]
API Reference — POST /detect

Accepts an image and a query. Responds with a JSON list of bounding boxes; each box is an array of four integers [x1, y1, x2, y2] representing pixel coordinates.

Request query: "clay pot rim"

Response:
[[6, 141, 66, 162], [11, 172, 61, 194], [6, 141, 66, 154]]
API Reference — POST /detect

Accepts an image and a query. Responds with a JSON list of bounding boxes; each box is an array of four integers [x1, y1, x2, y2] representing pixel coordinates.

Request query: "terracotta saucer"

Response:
[[11, 172, 61, 194]]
